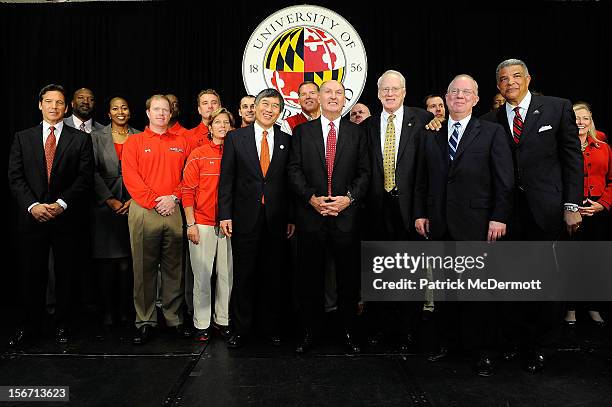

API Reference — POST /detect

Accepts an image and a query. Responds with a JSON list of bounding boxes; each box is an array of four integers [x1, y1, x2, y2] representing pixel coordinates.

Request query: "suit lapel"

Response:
[[453, 117, 480, 162], [265, 126, 286, 179], [101, 126, 120, 173], [333, 119, 349, 167], [243, 126, 263, 178], [311, 119, 327, 172], [521, 95, 544, 141], [52, 126, 77, 174], [396, 106, 416, 162], [435, 122, 449, 159], [30, 125, 47, 182], [370, 114, 383, 174]]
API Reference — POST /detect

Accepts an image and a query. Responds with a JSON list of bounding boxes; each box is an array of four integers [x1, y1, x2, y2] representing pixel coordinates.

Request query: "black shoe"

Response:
[[427, 346, 449, 362], [211, 322, 231, 339], [133, 325, 154, 345], [473, 354, 494, 377], [55, 327, 69, 344], [523, 350, 545, 374], [8, 328, 27, 348], [398, 334, 416, 353], [227, 334, 245, 349], [194, 329, 210, 342], [173, 324, 192, 338], [343, 331, 361, 354], [295, 332, 313, 354]]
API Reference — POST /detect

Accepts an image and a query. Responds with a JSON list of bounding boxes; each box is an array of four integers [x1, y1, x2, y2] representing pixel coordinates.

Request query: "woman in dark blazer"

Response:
[[91, 96, 140, 327]]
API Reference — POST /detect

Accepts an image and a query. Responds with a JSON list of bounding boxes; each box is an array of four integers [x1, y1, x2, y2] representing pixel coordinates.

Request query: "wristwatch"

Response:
[[346, 191, 355, 205], [564, 203, 579, 212]]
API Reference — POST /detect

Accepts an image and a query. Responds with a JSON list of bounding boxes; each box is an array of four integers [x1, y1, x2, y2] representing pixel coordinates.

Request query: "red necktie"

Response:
[[260, 130, 270, 203], [326, 122, 337, 196], [45, 126, 57, 181], [512, 107, 523, 144]]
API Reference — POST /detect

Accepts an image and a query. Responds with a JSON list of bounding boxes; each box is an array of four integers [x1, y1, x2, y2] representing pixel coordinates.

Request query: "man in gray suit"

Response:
[[64, 88, 103, 133]]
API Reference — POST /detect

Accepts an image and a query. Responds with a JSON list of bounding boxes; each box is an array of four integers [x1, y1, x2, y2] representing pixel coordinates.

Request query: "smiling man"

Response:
[[64, 87, 103, 133], [288, 80, 370, 354], [238, 95, 256, 128], [218, 88, 294, 349], [280, 81, 321, 135]]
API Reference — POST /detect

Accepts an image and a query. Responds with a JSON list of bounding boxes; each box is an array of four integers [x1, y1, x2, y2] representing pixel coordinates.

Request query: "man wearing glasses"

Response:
[[362, 70, 433, 351]]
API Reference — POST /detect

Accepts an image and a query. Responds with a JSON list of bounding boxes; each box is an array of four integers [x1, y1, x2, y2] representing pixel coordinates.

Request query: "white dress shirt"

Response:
[[320, 115, 342, 150], [504, 91, 532, 133], [254, 122, 274, 160], [72, 116, 93, 133], [447, 115, 472, 145]]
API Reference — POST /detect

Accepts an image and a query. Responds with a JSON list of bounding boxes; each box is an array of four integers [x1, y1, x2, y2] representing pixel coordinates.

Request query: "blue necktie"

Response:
[[449, 122, 461, 161]]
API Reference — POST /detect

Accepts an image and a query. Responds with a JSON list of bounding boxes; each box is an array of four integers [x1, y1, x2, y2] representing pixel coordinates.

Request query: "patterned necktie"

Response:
[[45, 126, 57, 181], [326, 122, 337, 196], [79, 122, 86, 132], [512, 107, 523, 144], [383, 113, 396, 192], [449, 122, 461, 161], [260, 130, 270, 204]]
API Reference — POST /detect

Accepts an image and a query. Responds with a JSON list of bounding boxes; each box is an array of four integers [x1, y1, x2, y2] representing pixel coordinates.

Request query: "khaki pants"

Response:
[[128, 201, 184, 328], [189, 225, 233, 329]]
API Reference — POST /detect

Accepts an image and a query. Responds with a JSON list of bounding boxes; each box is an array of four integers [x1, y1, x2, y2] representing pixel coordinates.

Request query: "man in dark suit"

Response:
[[480, 59, 583, 373], [218, 88, 294, 348], [414, 75, 514, 376], [363, 70, 434, 350], [7, 84, 94, 346], [288, 80, 370, 354]]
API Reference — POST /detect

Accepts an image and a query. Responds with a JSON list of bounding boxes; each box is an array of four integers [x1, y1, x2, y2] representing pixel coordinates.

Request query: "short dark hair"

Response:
[[298, 81, 319, 94], [255, 88, 284, 112], [39, 84, 66, 102], [423, 94, 443, 106], [197, 89, 222, 106]]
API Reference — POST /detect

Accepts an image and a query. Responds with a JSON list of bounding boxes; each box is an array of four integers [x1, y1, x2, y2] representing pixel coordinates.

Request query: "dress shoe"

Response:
[[227, 334, 245, 349], [295, 332, 314, 354], [343, 331, 361, 354], [211, 322, 231, 339], [473, 354, 494, 377], [523, 350, 545, 374], [8, 328, 28, 348], [133, 325, 154, 345], [194, 329, 210, 342], [427, 346, 449, 362], [173, 324, 193, 338], [55, 327, 69, 344]]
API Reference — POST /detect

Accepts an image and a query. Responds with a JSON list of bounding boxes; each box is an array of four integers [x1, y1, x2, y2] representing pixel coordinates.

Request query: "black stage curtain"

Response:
[[2, 0, 609, 332]]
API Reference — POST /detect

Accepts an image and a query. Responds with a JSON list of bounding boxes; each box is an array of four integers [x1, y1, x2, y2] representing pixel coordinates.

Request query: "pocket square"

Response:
[[538, 125, 552, 132]]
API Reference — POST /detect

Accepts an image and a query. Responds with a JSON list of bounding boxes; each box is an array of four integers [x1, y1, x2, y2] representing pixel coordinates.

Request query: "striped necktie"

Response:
[[512, 107, 523, 144], [449, 122, 460, 161]]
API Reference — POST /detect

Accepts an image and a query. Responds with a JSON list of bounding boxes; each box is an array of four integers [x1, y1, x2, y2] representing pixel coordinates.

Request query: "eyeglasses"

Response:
[[379, 87, 404, 95], [448, 88, 475, 97]]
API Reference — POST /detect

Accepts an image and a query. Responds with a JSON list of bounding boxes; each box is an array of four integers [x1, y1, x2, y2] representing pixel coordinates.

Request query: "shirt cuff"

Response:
[[57, 199, 67, 210], [27, 202, 40, 213]]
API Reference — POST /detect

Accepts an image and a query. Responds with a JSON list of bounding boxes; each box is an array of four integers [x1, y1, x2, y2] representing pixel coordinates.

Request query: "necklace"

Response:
[[581, 139, 588, 152], [112, 128, 130, 137]]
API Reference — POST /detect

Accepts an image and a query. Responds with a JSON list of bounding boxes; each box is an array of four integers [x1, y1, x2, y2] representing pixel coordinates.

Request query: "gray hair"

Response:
[[377, 70, 406, 89], [495, 59, 530, 83], [255, 88, 284, 112], [447, 74, 479, 96]]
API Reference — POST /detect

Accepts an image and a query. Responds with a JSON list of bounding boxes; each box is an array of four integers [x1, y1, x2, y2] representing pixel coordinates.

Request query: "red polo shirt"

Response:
[[122, 126, 191, 209], [185, 121, 210, 152]]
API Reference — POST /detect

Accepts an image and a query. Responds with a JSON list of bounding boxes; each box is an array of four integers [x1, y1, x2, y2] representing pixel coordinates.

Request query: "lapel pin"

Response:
[[408, 123, 412, 127], [533, 110, 540, 115], [280, 144, 285, 149]]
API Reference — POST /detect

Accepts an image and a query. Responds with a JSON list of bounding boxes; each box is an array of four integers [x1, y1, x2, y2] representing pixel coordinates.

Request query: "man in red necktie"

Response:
[[288, 80, 371, 354], [8, 84, 94, 347]]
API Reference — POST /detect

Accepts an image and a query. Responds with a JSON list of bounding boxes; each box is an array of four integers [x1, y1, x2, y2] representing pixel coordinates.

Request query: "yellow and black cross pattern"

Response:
[[265, 27, 305, 72]]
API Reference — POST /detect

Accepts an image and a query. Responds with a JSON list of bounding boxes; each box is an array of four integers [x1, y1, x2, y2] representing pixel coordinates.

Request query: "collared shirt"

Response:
[[122, 126, 191, 209], [169, 121, 188, 137], [72, 116, 93, 133], [379, 107, 404, 163], [447, 115, 472, 145], [182, 139, 224, 226], [28, 121, 67, 213], [254, 122, 274, 160], [185, 121, 210, 152], [320, 115, 341, 150], [280, 111, 314, 135], [505, 91, 532, 133]]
